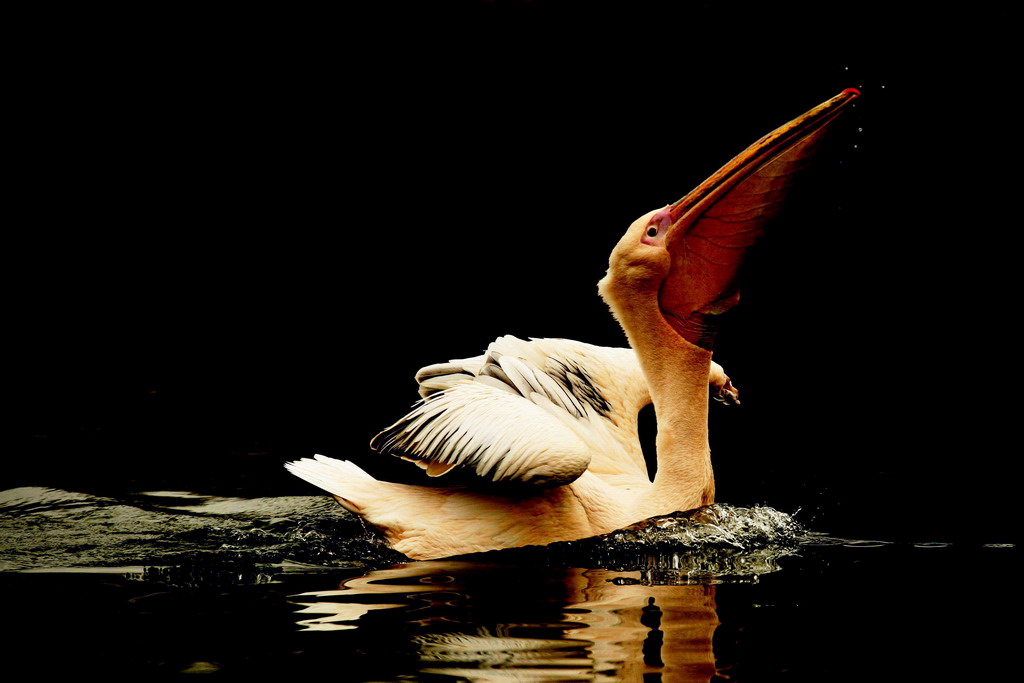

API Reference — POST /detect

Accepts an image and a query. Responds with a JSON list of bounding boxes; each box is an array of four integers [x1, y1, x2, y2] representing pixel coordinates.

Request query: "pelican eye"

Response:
[[646, 226, 658, 238]]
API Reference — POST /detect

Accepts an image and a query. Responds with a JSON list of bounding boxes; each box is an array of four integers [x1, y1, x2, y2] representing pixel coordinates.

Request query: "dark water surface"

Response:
[[2, 487, 1015, 680]]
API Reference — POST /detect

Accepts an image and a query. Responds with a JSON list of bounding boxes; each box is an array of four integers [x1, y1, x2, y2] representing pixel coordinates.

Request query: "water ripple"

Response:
[[0, 486, 402, 572], [10, 487, 1003, 590]]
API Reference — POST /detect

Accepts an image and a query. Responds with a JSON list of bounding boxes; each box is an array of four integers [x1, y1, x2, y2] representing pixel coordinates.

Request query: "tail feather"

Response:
[[285, 455, 376, 514]]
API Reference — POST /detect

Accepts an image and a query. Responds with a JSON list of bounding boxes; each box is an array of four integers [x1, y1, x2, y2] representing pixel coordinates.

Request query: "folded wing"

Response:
[[371, 336, 650, 486]]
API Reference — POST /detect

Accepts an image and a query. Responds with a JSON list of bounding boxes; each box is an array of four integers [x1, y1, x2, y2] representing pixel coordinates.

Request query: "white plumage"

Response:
[[286, 338, 732, 558], [372, 337, 654, 486]]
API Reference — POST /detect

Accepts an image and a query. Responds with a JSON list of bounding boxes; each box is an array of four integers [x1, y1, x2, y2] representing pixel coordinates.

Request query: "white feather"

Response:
[[369, 336, 652, 486], [285, 455, 376, 514]]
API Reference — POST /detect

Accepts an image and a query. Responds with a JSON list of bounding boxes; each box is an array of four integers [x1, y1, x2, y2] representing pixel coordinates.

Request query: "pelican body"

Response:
[[287, 90, 859, 560]]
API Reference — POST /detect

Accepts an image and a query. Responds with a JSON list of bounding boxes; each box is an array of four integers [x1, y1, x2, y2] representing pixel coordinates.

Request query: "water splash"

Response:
[[1, 488, 803, 585], [473, 504, 804, 583], [606, 503, 803, 548], [0, 487, 403, 573]]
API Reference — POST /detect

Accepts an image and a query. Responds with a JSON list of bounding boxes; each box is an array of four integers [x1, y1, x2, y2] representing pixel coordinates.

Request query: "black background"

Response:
[[11, 2, 1019, 544]]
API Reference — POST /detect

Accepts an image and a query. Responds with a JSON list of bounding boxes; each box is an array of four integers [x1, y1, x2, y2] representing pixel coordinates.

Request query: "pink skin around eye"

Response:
[[640, 206, 673, 246]]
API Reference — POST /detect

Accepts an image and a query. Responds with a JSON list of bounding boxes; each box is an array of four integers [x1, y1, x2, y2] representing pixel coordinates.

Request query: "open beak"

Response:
[[656, 88, 860, 349]]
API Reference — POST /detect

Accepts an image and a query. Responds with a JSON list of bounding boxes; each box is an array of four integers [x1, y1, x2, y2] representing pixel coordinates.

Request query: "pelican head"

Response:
[[601, 88, 860, 350]]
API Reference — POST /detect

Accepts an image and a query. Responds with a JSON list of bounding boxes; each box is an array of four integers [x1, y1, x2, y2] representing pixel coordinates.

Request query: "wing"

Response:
[[371, 336, 652, 486], [371, 381, 592, 487]]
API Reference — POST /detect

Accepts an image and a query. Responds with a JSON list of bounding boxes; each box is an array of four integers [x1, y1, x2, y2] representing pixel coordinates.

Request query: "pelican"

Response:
[[287, 89, 859, 560]]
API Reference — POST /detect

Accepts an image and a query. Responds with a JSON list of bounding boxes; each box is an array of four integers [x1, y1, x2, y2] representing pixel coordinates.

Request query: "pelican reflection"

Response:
[[291, 560, 721, 681]]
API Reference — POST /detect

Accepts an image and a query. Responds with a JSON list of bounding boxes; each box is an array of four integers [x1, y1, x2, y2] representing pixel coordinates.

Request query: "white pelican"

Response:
[[287, 89, 859, 560]]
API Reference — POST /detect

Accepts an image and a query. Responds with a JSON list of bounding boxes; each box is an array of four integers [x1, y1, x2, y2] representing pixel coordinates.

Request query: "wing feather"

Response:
[[371, 381, 592, 487], [372, 335, 653, 487]]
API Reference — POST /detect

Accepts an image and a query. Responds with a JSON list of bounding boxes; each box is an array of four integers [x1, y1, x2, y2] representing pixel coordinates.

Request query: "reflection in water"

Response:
[[2, 485, 1016, 678], [0, 488, 802, 679], [293, 561, 720, 681]]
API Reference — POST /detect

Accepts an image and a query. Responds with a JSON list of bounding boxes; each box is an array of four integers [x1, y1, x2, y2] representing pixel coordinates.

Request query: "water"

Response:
[[1, 487, 1015, 680], [0, 487, 800, 576], [0, 487, 401, 572]]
